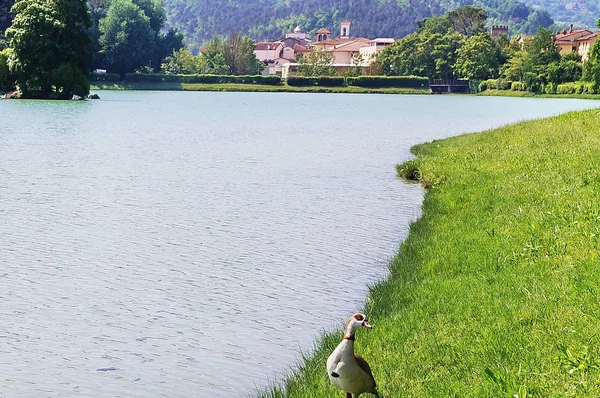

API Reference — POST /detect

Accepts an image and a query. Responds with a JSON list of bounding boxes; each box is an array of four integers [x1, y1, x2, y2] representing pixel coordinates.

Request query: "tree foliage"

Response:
[[6, 0, 91, 98], [455, 33, 498, 79], [297, 48, 335, 76], [99, 0, 154, 78]]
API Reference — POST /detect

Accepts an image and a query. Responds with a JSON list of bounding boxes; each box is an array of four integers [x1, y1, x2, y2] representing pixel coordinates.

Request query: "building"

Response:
[[555, 25, 593, 54], [574, 31, 599, 61], [490, 25, 509, 38]]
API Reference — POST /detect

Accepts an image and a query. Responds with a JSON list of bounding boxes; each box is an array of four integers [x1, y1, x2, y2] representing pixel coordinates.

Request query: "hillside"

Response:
[[162, 0, 556, 52]]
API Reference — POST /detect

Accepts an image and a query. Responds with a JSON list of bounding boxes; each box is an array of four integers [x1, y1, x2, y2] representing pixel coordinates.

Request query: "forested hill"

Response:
[[163, 0, 556, 51]]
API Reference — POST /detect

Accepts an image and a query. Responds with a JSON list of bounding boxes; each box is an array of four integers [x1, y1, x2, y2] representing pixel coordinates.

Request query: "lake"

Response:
[[0, 91, 598, 397]]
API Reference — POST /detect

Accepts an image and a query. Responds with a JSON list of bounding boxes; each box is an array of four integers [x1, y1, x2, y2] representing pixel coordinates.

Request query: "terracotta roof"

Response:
[[340, 19, 351, 23], [555, 29, 593, 43], [293, 44, 309, 52], [315, 28, 332, 34], [575, 32, 600, 41], [255, 41, 281, 51], [332, 39, 373, 52]]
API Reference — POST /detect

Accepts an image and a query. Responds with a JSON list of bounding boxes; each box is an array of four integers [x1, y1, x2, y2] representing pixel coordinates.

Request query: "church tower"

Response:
[[340, 20, 351, 39]]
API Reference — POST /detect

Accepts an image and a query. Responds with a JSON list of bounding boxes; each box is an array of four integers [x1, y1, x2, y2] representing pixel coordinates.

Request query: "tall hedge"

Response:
[[123, 73, 281, 85], [286, 76, 318, 86], [347, 75, 428, 88]]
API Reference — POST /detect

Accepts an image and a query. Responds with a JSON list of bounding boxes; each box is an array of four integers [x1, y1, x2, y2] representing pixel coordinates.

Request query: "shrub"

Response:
[[557, 83, 576, 94], [0, 49, 16, 94], [575, 83, 584, 94], [496, 79, 511, 90], [544, 83, 557, 94], [286, 76, 317, 86], [511, 81, 524, 91], [125, 73, 282, 85], [478, 81, 488, 92], [484, 79, 497, 90], [315, 76, 345, 87], [346, 75, 428, 88]]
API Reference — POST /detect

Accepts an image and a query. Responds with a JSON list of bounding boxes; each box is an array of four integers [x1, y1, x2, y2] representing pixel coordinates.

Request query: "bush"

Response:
[[315, 76, 345, 87], [88, 72, 121, 82], [0, 49, 16, 94], [124, 73, 281, 85], [484, 79, 497, 91], [583, 83, 597, 94], [575, 83, 584, 94], [496, 79, 511, 90], [346, 75, 428, 88], [544, 83, 557, 94], [286, 76, 317, 86], [478, 81, 488, 92], [511, 81, 524, 91], [557, 83, 576, 94]]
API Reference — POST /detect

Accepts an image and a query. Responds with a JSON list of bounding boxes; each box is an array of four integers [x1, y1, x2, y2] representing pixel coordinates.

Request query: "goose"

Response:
[[327, 313, 380, 398]]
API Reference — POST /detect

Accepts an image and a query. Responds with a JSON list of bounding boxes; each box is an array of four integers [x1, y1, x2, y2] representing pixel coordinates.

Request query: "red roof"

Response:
[[555, 29, 593, 43], [315, 28, 332, 34], [255, 41, 281, 50]]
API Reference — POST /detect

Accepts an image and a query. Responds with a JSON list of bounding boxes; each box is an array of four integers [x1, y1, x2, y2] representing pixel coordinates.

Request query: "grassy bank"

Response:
[[261, 108, 600, 397], [89, 81, 429, 94], [479, 88, 600, 100]]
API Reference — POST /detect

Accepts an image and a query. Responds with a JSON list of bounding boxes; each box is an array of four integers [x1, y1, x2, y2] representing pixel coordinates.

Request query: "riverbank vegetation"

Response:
[[261, 109, 600, 397]]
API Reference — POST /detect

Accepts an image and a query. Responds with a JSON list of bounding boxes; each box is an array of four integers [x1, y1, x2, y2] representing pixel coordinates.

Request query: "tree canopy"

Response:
[[6, 0, 92, 98]]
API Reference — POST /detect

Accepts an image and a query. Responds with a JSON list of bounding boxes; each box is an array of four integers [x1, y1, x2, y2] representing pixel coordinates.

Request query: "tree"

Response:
[[222, 32, 261, 75], [298, 48, 335, 76], [378, 30, 462, 79], [502, 28, 561, 91], [99, 0, 154, 78], [161, 48, 198, 74], [584, 41, 600, 89], [197, 37, 229, 74], [6, 0, 92, 98], [446, 6, 487, 37], [455, 33, 499, 79], [0, 48, 15, 92]]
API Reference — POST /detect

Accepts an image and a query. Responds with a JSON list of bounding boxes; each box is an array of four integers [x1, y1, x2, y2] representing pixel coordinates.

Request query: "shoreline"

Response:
[[90, 81, 429, 95], [89, 82, 600, 100], [260, 108, 600, 396]]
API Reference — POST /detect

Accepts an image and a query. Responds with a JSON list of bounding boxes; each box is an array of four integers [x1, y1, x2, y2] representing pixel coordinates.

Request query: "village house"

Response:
[[255, 20, 395, 77], [555, 25, 593, 55]]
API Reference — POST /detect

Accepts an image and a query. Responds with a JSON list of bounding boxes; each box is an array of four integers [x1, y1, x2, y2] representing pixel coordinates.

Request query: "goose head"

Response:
[[344, 313, 372, 340]]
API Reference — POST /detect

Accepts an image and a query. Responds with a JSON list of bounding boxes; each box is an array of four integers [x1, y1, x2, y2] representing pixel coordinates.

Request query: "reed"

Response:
[[260, 108, 600, 397]]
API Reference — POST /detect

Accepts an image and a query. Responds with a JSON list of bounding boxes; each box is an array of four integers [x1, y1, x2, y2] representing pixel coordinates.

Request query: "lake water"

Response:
[[1, 91, 598, 397]]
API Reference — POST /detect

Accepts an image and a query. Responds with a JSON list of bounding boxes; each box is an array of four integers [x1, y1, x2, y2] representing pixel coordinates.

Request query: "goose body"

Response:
[[327, 313, 379, 398]]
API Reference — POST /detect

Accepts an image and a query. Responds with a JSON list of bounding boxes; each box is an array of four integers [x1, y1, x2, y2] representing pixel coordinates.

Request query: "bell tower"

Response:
[[340, 20, 351, 39]]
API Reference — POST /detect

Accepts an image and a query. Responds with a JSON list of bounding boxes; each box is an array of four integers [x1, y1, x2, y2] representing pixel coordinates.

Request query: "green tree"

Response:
[[197, 36, 230, 75], [447, 6, 487, 37], [161, 48, 198, 74], [503, 28, 561, 91], [455, 33, 498, 79], [0, 48, 15, 93], [584, 42, 600, 89], [99, 0, 154, 78], [378, 30, 462, 79], [6, 0, 92, 98], [297, 48, 335, 76], [222, 32, 261, 75]]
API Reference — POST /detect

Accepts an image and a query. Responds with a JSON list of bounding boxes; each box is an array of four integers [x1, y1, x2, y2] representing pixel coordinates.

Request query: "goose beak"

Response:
[[362, 321, 372, 329]]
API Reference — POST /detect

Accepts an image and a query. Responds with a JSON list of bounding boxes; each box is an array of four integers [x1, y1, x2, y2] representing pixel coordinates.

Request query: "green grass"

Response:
[[89, 81, 429, 95], [261, 108, 600, 397], [479, 89, 600, 100]]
